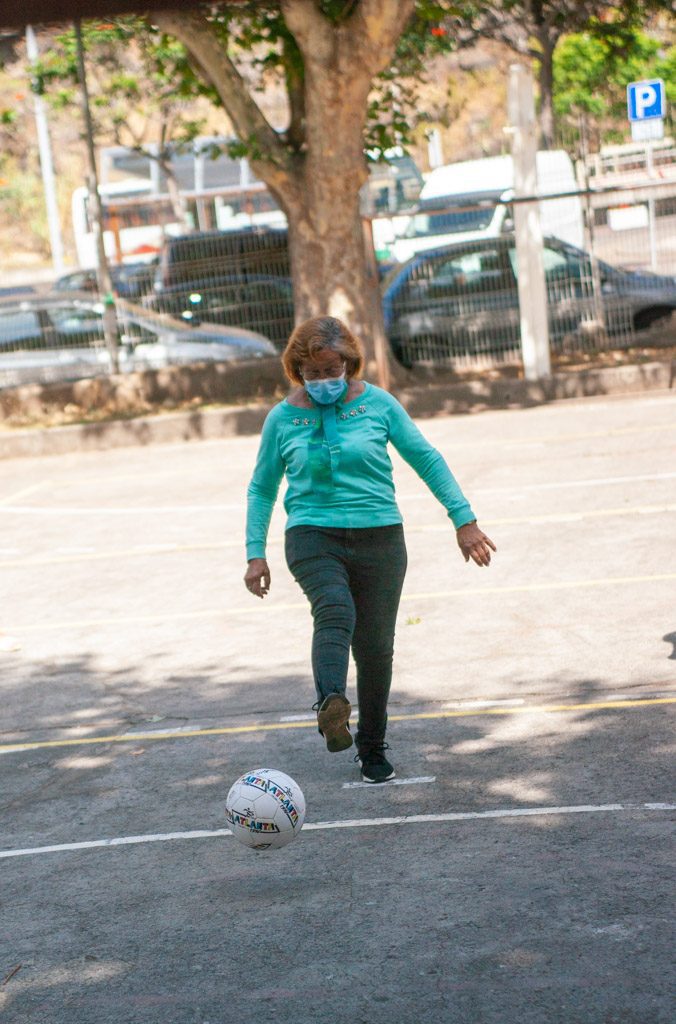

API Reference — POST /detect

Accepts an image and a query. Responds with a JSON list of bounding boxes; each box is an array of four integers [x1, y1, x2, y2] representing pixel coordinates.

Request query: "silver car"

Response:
[[0, 299, 277, 388]]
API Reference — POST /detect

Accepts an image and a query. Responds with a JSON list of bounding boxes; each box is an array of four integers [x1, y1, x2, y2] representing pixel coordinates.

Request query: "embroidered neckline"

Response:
[[291, 404, 368, 426]]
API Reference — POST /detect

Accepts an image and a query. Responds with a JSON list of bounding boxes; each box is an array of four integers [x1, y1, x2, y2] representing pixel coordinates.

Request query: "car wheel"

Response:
[[633, 306, 674, 333], [390, 339, 415, 369]]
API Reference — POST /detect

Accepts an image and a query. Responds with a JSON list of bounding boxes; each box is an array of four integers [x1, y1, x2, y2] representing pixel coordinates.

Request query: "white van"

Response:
[[386, 150, 584, 264]]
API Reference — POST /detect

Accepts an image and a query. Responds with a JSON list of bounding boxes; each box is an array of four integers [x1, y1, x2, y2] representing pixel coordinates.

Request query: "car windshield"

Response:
[[405, 192, 502, 239]]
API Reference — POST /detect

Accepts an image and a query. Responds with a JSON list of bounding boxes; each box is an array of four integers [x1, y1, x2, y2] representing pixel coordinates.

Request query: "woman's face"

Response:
[[300, 347, 347, 382]]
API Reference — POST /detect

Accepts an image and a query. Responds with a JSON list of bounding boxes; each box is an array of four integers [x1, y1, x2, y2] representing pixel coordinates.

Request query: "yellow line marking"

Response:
[[5, 572, 676, 633], [0, 481, 50, 506], [1, 697, 673, 755]]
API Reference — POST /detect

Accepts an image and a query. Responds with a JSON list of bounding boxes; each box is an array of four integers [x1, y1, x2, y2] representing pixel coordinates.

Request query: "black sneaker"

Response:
[[356, 744, 395, 783], [315, 693, 353, 753]]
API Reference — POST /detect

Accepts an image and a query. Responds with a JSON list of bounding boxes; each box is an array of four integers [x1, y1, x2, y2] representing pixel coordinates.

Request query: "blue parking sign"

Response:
[[627, 79, 665, 121]]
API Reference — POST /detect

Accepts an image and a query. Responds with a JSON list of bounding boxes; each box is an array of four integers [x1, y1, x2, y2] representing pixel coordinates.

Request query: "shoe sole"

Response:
[[317, 694, 353, 753], [361, 769, 396, 784]]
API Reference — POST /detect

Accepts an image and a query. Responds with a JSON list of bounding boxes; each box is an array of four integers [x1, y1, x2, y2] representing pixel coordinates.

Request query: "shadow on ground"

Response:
[[1, 656, 674, 1024]]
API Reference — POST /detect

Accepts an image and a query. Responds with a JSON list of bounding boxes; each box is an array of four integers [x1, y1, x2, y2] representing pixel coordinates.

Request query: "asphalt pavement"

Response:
[[1, 390, 674, 1024]]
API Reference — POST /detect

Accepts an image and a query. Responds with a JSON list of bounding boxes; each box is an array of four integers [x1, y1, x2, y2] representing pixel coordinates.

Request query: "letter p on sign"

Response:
[[627, 79, 665, 121]]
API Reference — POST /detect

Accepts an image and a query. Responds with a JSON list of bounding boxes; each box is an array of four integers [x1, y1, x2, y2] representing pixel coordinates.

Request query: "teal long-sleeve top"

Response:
[[245, 382, 476, 560]]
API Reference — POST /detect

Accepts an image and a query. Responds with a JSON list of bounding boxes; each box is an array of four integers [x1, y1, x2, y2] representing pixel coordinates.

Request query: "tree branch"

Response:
[[348, 0, 416, 74], [282, 0, 416, 78], [151, 7, 294, 186], [280, 0, 333, 64], [282, 31, 306, 153]]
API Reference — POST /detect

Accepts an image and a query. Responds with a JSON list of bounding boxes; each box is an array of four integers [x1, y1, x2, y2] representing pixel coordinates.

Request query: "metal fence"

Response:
[[375, 153, 676, 372], [0, 226, 291, 388], [139, 226, 293, 348], [1, 149, 675, 389]]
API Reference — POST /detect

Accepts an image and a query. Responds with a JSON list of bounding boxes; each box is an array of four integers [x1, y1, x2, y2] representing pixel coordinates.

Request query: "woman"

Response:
[[244, 316, 496, 783]]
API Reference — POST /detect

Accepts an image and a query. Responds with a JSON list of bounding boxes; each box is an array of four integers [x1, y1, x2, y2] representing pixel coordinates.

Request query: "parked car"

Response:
[[0, 298, 110, 352], [0, 299, 276, 388], [153, 226, 290, 291], [0, 285, 37, 301], [142, 272, 294, 348], [382, 236, 676, 367], [52, 260, 157, 300], [120, 311, 277, 368], [146, 227, 292, 347], [387, 150, 583, 265]]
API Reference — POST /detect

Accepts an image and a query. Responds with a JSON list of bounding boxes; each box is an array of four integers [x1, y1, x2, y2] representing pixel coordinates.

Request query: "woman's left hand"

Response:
[[456, 521, 496, 567]]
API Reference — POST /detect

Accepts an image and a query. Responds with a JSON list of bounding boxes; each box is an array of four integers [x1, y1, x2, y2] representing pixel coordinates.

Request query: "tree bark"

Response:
[[535, 32, 556, 149], [158, 156, 193, 232]]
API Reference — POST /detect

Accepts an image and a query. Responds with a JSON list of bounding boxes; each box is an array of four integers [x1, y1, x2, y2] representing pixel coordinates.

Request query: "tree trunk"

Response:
[[536, 35, 556, 149], [281, 81, 392, 384], [152, 1, 415, 388]]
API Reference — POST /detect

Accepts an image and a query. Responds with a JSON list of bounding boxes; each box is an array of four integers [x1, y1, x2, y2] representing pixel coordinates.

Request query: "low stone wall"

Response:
[[0, 357, 673, 460], [0, 357, 288, 425]]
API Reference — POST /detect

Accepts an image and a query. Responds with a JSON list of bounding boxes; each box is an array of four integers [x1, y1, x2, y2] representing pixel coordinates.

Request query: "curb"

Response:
[[0, 359, 673, 460]]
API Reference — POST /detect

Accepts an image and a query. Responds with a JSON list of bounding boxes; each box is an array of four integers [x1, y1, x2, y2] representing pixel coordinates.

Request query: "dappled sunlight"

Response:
[[449, 707, 597, 755], [70, 706, 111, 720], [6, 960, 128, 992], [327, 287, 355, 324], [54, 754, 114, 770], [496, 947, 544, 969], [181, 773, 223, 787], [487, 773, 553, 803]]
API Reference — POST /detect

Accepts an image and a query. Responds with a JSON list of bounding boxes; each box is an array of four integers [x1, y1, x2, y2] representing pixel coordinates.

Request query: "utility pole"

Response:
[[507, 64, 551, 381], [73, 19, 119, 373], [25, 25, 65, 277]]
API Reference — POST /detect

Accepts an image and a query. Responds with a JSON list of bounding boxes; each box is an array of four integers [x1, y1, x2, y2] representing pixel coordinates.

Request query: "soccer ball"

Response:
[[226, 768, 306, 851]]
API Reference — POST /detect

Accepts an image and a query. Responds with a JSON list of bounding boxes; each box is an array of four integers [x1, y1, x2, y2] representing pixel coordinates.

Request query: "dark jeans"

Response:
[[285, 524, 407, 753]]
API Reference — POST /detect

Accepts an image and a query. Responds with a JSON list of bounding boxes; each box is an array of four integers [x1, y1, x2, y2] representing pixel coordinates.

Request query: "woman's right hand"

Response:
[[244, 558, 271, 598]]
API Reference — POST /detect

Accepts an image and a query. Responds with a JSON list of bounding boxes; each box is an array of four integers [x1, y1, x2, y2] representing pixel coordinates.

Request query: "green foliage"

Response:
[[204, 0, 466, 160], [553, 25, 668, 123], [654, 46, 676, 109], [31, 17, 210, 156], [0, 166, 54, 255]]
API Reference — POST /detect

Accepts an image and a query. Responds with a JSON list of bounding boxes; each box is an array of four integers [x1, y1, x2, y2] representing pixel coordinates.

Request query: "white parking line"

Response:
[[2, 471, 675, 517], [0, 503, 245, 515], [0, 481, 50, 506], [398, 471, 676, 502], [342, 776, 436, 790], [2, 802, 673, 859]]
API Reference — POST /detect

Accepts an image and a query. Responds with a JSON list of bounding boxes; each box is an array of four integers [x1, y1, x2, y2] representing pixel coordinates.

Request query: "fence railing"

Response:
[[1, 177, 674, 388], [374, 175, 675, 371]]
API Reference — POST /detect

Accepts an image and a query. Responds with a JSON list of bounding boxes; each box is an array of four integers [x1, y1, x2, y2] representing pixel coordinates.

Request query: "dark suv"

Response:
[[143, 227, 293, 347]]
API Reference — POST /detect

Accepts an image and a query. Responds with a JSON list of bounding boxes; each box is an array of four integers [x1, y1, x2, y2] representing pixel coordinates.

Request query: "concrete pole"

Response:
[[362, 217, 391, 391], [507, 64, 551, 381], [427, 128, 444, 170], [25, 25, 65, 277]]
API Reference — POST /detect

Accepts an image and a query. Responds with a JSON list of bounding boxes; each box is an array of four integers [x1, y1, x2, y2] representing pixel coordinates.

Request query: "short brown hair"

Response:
[[282, 316, 365, 385]]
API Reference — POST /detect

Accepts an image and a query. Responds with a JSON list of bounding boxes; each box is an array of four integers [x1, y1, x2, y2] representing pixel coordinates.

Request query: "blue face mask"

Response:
[[303, 372, 347, 405]]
